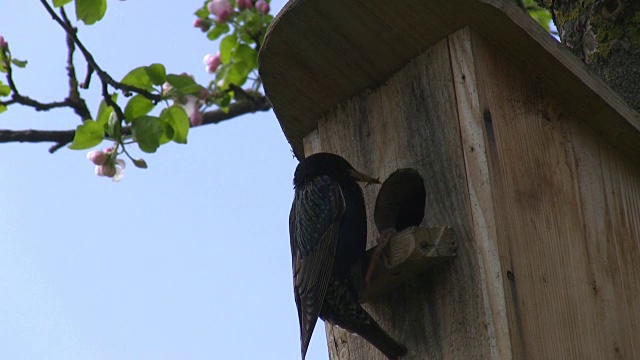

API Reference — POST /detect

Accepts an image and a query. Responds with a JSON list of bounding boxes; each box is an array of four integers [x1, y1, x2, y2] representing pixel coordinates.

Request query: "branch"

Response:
[[202, 94, 271, 125], [0, 97, 272, 152], [60, 7, 92, 120], [0, 129, 75, 151], [0, 6, 91, 119], [39, 0, 161, 102]]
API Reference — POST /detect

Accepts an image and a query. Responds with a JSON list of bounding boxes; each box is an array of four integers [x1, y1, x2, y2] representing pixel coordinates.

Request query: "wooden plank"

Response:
[[470, 30, 640, 359], [259, 0, 640, 161], [306, 38, 494, 360], [448, 27, 512, 360], [360, 226, 458, 303], [566, 112, 640, 360]]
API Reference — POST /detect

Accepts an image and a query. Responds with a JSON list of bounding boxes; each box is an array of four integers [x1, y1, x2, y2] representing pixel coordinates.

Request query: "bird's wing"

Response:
[[290, 175, 345, 359]]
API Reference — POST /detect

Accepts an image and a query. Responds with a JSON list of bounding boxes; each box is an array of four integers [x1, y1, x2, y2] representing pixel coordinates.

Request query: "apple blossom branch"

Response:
[[0, 96, 272, 153], [1, 0, 273, 158]]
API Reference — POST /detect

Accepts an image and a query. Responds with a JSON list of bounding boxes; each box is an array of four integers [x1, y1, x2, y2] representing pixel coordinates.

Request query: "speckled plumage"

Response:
[[289, 153, 407, 360]]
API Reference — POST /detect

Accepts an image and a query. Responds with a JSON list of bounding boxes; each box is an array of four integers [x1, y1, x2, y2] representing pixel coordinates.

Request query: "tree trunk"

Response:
[[539, 0, 640, 112]]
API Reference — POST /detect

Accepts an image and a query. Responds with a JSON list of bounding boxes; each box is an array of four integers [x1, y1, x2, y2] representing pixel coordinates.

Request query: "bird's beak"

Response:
[[349, 169, 380, 184]]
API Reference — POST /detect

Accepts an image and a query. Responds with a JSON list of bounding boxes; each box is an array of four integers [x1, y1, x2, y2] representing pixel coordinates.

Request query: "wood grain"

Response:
[[260, 0, 640, 162], [471, 30, 640, 359], [276, 3, 640, 358], [448, 27, 512, 360], [307, 39, 494, 360], [360, 226, 458, 303]]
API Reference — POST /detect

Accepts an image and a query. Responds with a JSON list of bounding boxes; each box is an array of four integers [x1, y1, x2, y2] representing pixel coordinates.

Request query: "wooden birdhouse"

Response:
[[259, 0, 640, 358]]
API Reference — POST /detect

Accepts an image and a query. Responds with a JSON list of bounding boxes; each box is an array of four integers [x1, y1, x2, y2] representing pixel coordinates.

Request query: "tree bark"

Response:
[[538, 0, 640, 112]]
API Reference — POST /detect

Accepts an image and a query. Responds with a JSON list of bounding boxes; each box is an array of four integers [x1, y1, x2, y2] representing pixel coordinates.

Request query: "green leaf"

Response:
[[195, 7, 209, 19], [160, 106, 190, 144], [69, 120, 104, 150], [226, 61, 249, 87], [121, 66, 154, 92], [0, 83, 11, 97], [524, 0, 552, 32], [0, 104, 6, 114], [131, 116, 164, 153], [53, 0, 73, 6], [145, 63, 166, 86], [220, 34, 238, 64], [158, 122, 174, 145], [75, 0, 107, 25], [107, 112, 121, 139], [233, 44, 257, 68], [215, 64, 231, 90], [124, 94, 154, 123], [207, 23, 230, 41], [0, 51, 6, 73], [165, 74, 200, 95], [95, 94, 117, 127], [11, 59, 27, 68]]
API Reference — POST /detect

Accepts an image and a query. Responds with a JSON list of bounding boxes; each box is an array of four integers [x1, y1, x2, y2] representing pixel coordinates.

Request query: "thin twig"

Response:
[[61, 7, 79, 99], [39, 0, 161, 102], [79, 64, 94, 89], [60, 7, 92, 120]]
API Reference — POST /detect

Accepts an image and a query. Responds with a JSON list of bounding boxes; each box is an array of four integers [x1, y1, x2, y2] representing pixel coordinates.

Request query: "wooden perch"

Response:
[[360, 226, 457, 303]]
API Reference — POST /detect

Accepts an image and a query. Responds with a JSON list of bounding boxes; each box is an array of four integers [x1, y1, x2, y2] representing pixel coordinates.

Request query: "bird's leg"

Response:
[[365, 228, 397, 285]]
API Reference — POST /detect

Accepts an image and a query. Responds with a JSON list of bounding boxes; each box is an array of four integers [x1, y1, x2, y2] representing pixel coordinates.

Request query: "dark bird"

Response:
[[289, 152, 407, 360]]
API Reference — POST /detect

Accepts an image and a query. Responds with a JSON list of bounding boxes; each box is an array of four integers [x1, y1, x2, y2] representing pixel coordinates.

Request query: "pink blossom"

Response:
[[208, 0, 233, 23], [0, 35, 7, 49], [86, 150, 108, 165], [237, 0, 253, 10], [89, 149, 125, 181], [255, 0, 269, 14], [95, 163, 117, 177], [182, 95, 204, 127], [203, 53, 221, 73], [162, 82, 172, 95], [193, 18, 210, 32], [95, 159, 125, 181], [190, 109, 204, 127]]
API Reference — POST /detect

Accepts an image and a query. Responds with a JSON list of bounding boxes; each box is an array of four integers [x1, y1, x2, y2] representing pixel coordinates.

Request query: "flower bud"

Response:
[[193, 18, 211, 32], [162, 82, 174, 97], [132, 158, 148, 169], [237, 0, 253, 10], [208, 0, 233, 22], [203, 53, 222, 73], [255, 0, 269, 14], [190, 110, 204, 127], [86, 150, 108, 165], [0, 35, 7, 49], [96, 163, 117, 178]]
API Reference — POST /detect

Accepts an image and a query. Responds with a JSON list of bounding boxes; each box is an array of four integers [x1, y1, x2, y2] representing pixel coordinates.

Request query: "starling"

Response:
[[289, 152, 407, 360]]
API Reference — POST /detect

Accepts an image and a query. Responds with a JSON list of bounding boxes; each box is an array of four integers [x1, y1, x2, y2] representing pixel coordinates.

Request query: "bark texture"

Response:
[[539, 0, 640, 112]]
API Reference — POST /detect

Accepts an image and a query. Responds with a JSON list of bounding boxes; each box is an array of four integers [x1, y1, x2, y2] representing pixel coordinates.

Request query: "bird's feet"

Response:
[[365, 228, 397, 285]]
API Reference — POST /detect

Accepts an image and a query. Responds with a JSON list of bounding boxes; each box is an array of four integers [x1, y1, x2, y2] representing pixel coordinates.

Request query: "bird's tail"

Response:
[[321, 277, 407, 359], [326, 307, 407, 360], [355, 319, 407, 360]]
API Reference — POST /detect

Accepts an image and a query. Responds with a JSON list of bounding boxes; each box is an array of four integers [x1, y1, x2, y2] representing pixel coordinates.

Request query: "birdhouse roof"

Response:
[[258, 0, 640, 161]]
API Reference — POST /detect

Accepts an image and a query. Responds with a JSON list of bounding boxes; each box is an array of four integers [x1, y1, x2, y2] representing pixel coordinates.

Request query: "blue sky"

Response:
[[0, 1, 331, 359]]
